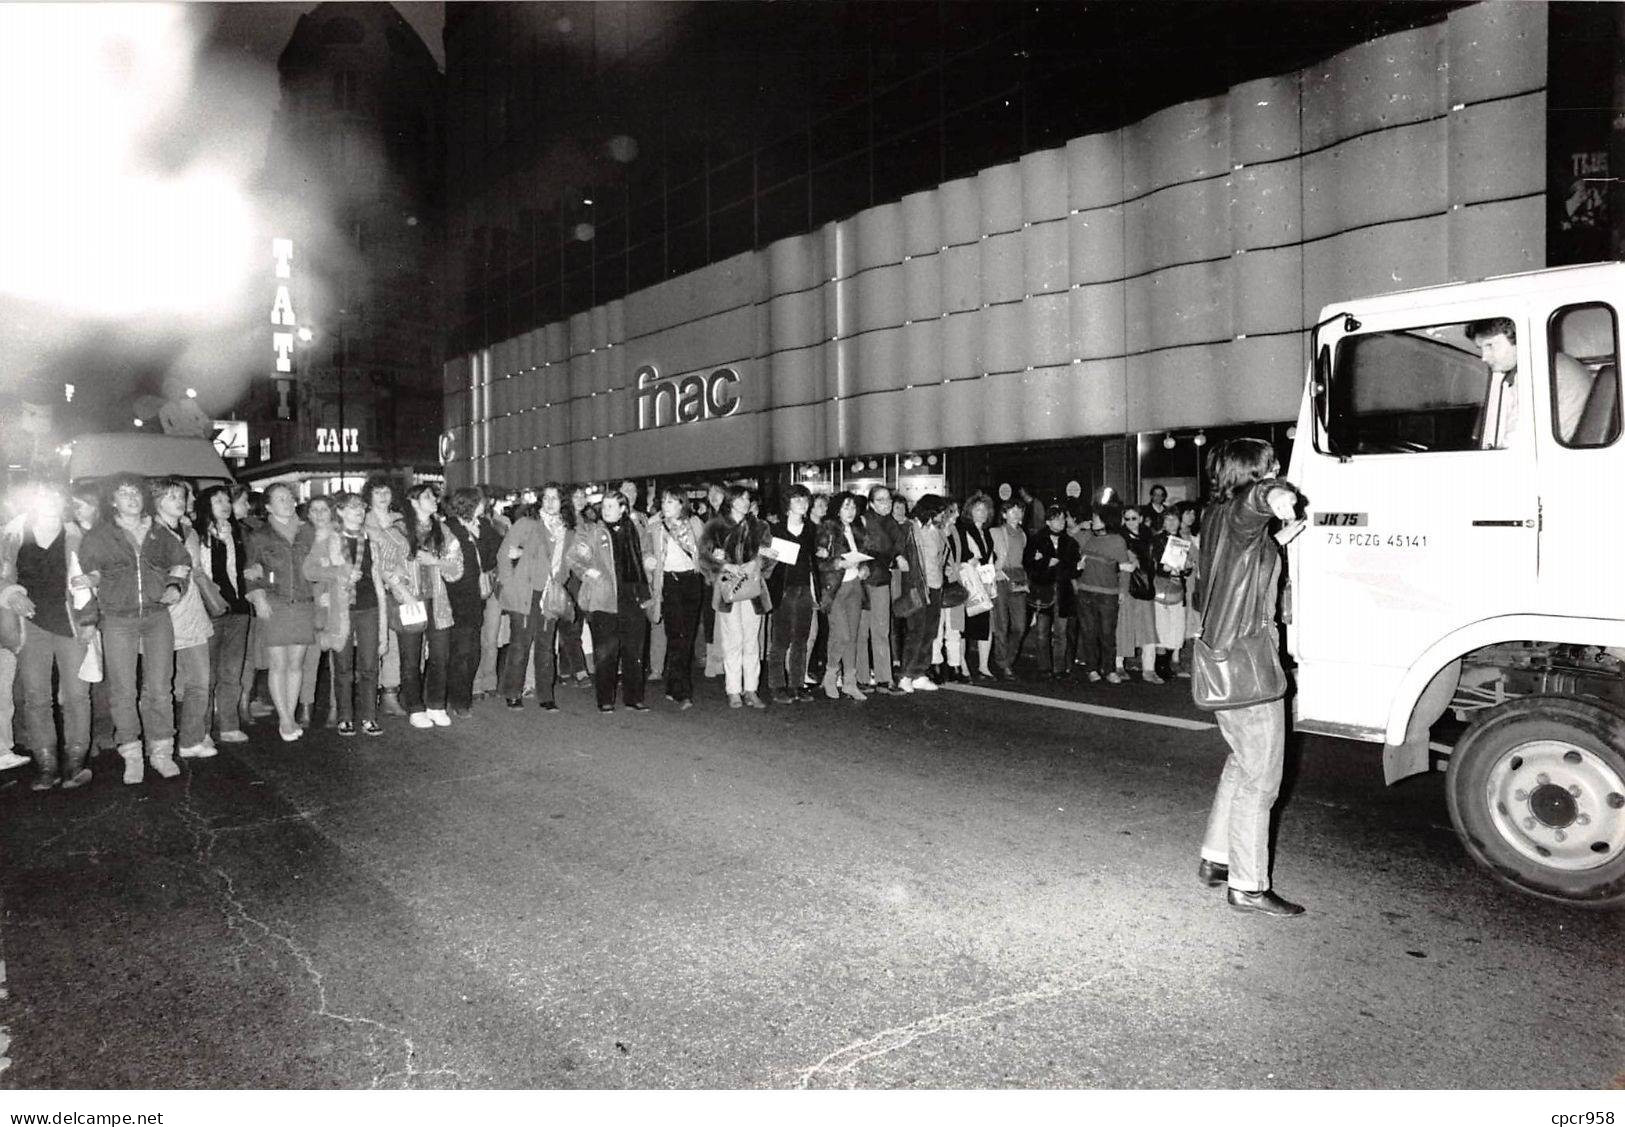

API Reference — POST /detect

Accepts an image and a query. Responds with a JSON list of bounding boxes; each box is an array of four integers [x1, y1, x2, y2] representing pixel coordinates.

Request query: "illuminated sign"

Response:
[[635, 364, 740, 430], [316, 427, 359, 454], [212, 420, 249, 459], [271, 238, 297, 375]]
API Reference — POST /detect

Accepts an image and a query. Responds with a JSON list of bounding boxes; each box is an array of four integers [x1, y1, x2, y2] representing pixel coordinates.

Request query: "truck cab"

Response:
[[1285, 262, 1625, 906]]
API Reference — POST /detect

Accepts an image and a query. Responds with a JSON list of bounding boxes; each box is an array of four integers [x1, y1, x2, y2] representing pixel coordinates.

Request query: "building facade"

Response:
[[440, 2, 1602, 505], [241, 1, 444, 495]]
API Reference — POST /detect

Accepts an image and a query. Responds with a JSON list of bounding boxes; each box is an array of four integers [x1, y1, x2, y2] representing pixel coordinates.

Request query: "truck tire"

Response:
[[1446, 695, 1625, 907]]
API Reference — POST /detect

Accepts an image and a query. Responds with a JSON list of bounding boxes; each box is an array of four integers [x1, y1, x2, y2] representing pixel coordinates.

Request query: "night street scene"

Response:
[[0, 0, 1621, 1118]]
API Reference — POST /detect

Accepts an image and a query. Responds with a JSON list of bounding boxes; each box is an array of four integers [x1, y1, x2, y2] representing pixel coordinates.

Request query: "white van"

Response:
[[1285, 262, 1625, 906]]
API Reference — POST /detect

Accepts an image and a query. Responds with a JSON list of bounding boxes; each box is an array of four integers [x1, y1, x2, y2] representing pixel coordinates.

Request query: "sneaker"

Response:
[[30, 773, 59, 792], [911, 676, 940, 692], [178, 742, 217, 759], [1105, 671, 1125, 684], [361, 720, 384, 737], [148, 742, 181, 779], [61, 767, 93, 790], [337, 720, 357, 737], [217, 729, 249, 744], [842, 686, 868, 702], [727, 694, 743, 709], [505, 697, 524, 709], [1142, 672, 1165, 685], [427, 709, 452, 727], [1176, 670, 1192, 680], [538, 701, 559, 712], [118, 742, 144, 785], [598, 704, 615, 713], [1087, 671, 1102, 683], [627, 702, 650, 712], [742, 691, 767, 710], [771, 689, 797, 705], [897, 678, 916, 693], [0, 751, 31, 770], [677, 699, 694, 711], [408, 711, 434, 729]]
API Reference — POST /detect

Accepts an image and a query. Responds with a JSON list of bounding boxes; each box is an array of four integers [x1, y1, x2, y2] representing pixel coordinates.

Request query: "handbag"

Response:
[[389, 595, 429, 635], [1004, 564, 1031, 594], [940, 580, 968, 609], [196, 571, 231, 618], [719, 569, 763, 605], [1028, 580, 1056, 610], [1128, 567, 1155, 601], [1153, 575, 1184, 606], [1190, 628, 1286, 711], [539, 577, 571, 620]]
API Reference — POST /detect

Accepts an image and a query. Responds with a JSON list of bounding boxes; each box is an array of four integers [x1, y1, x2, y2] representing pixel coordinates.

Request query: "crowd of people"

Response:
[[0, 472, 1201, 783]]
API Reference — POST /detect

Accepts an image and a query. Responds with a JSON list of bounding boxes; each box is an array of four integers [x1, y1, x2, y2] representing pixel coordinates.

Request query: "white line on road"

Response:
[[942, 683, 1217, 731]]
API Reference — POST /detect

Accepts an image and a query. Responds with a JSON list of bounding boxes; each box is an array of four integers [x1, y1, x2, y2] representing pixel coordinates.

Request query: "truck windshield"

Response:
[[1318, 321, 1490, 456]]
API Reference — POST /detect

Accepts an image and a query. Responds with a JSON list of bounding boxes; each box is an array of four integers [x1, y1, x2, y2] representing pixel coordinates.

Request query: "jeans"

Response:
[[333, 606, 380, 723], [855, 582, 893, 685], [717, 600, 762, 694], [299, 643, 322, 707], [660, 572, 703, 702], [557, 609, 588, 679], [589, 604, 646, 708], [19, 625, 89, 777], [821, 580, 863, 693], [767, 584, 813, 691], [1201, 698, 1288, 892], [397, 607, 449, 714], [102, 610, 175, 747], [92, 676, 116, 750], [806, 609, 829, 681], [380, 624, 400, 691], [990, 583, 1028, 673], [500, 594, 559, 704], [174, 643, 211, 749], [901, 589, 940, 678], [446, 622, 481, 711], [209, 612, 251, 733], [1027, 609, 1072, 673], [1075, 591, 1118, 676], [475, 594, 503, 694]]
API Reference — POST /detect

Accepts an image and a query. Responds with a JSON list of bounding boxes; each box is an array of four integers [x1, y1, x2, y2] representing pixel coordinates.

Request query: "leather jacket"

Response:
[[1193, 480, 1290, 651]]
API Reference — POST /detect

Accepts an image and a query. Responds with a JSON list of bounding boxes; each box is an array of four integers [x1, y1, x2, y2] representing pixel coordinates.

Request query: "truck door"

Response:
[[1529, 299, 1624, 619], [1289, 302, 1540, 736]]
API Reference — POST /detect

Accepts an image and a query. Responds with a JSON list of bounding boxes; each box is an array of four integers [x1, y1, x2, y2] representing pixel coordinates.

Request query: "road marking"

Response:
[[941, 683, 1217, 731]]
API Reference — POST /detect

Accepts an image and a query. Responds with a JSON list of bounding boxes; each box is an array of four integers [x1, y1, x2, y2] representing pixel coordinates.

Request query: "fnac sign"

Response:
[[636, 364, 740, 430]]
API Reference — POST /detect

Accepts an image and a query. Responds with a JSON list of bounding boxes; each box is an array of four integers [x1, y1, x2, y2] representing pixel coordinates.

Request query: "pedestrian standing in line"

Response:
[[1073, 503, 1133, 684], [1150, 509, 1191, 680], [642, 485, 706, 710], [362, 478, 409, 717], [497, 482, 574, 713], [242, 482, 316, 742], [198, 486, 252, 744], [570, 489, 651, 713], [0, 483, 94, 789], [803, 491, 831, 689], [928, 497, 967, 683], [153, 479, 215, 761], [295, 495, 337, 728], [383, 483, 465, 730], [956, 492, 998, 680], [1192, 437, 1305, 917], [554, 484, 593, 689], [78, 471, 192, 782], [70, 481, 118, 755], [988, 497, 1028, 680], [1023, 503, 1081, 680], [473, 484, 511, 699], [857, 485, 904, 694], [764, 484, 818, 704], [1115, 506, 1162, 683], [896, 494, 947, 692], [321, 493, 386, 736], [816, 491, 869, 702], [890, 496, 911, 683], [444, 487, 496, 717], [698, 480, 727, 679], [700, 485, 774, 709]]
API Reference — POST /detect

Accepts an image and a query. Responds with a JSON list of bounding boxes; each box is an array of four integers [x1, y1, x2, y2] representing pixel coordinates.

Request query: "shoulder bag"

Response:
[[1190, 628, 1286, 711], [388, 592, 429, 635]]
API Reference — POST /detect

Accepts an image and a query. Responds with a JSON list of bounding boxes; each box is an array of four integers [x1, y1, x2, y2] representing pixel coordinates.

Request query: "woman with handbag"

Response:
[[988, 497, 1029, 680], [955, 493, 998, 681], [569, 490, 651, 712], [496, 482, 574, 712], [1115, 506, 1162, 683], [764, 485, 818, 704], [928, 497, 967, 684], [1191, 437, 1304, 917], [198, 486, 253, 744], [1151, 509, 1193, 680], [815, 492, 869, 702], [153, 479, 215, 760], [295, 495, 336, 728], [378, 483, 465, 729], [801, 491, 831, 689], [443, 487, 496, 717], [1023, 504, 1081, 679], [896, 494, 948, 693], [242, 482, 315, 743], [316, 493, 387, 736], [699, 485, 774, 709], [642, 485, 706, 710]]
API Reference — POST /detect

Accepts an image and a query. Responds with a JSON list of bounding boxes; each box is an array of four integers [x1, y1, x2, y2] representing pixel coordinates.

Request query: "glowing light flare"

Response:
[[0, 4, 257, 319]]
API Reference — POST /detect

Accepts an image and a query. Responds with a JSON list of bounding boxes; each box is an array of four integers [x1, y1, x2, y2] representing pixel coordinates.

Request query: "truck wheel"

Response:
[[1446, 695, 1625, 907]]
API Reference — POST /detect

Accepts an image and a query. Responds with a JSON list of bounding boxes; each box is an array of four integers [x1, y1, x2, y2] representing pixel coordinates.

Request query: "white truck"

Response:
[[1286, 262, 1625, 907]]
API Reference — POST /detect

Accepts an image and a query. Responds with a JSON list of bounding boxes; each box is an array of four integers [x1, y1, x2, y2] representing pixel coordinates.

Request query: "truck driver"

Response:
[[1467, 316, 1593, 449]]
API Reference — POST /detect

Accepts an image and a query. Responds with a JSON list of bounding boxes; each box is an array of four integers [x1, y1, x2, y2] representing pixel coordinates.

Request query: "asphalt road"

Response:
[[0, 671, 1619, 1090]]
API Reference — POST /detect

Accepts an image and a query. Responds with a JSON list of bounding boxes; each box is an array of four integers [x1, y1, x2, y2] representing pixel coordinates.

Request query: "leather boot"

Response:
[[60, 745, 92, 790], [379, 688, 407, 717], [29, 746, 59, 791]]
